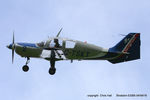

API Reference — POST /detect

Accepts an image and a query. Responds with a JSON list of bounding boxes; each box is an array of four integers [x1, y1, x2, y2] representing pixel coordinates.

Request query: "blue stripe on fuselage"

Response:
[[17, 43, 38, 48]]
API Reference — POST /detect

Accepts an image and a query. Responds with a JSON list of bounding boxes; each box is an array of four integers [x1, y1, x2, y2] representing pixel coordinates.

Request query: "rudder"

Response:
[[108, 33, 141, 64]]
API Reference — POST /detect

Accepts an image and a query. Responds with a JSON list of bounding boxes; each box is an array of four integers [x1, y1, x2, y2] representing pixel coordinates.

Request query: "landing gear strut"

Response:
[[49, 50, 56, 75], [22, 57, 30, 72]]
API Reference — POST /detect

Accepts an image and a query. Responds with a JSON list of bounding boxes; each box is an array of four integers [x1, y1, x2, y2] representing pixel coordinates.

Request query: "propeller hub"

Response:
[[7, 44, 13, 49]]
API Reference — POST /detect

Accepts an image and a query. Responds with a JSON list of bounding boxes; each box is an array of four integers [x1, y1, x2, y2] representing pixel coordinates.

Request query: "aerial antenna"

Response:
[[119, 34, 126, 36], [56, 28, 63, 37]]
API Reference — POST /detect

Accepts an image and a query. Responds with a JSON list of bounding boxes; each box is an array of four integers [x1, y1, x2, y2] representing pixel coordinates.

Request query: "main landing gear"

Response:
[[22, 57, 30, 72], [21, 51, 57, 75], [49, 50, 56, 75]]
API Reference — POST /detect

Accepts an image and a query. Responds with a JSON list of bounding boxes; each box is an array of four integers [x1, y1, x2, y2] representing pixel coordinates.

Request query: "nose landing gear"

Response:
[[22, 65, 29, 72], [22, 57, 30, 72]]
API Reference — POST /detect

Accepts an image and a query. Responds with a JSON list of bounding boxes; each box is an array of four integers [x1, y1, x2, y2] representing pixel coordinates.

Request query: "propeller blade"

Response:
[[12, 48, 14, 63], [12, 31, 15, 63], [13, 31, 14, 44], [56, 28, 63, 37]]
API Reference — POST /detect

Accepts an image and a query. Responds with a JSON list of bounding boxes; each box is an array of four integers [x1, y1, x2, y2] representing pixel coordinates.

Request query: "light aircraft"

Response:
[[7, 29, 141, 75]]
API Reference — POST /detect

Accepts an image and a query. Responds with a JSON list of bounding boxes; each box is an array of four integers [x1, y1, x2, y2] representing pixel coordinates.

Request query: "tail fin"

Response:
[[108, 33, 141, 64]]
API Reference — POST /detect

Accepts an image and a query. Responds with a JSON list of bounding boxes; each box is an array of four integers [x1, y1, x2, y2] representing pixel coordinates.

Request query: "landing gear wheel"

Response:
[[22, 65, 29, 72], [49, 50, 56, 75], [49, 68, 56, 75]]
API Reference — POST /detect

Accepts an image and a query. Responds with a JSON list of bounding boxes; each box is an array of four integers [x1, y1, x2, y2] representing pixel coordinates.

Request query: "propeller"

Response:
[[12, 31, 15, 63]]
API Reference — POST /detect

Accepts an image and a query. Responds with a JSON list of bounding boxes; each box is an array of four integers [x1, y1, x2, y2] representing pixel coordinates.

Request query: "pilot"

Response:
[[54, 39, 60, 48]]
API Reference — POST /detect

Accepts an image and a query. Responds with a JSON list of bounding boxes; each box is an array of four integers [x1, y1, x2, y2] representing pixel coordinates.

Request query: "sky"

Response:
[[0, 0, 150, 100]]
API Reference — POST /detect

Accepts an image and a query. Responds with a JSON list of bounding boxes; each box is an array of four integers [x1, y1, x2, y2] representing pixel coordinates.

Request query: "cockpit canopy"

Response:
[[37, 41, 45, 47], [37, 38, 76, 49]]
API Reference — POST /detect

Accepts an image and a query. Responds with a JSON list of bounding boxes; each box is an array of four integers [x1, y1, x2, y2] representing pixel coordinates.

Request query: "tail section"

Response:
[[108, 33, 141, 64]]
